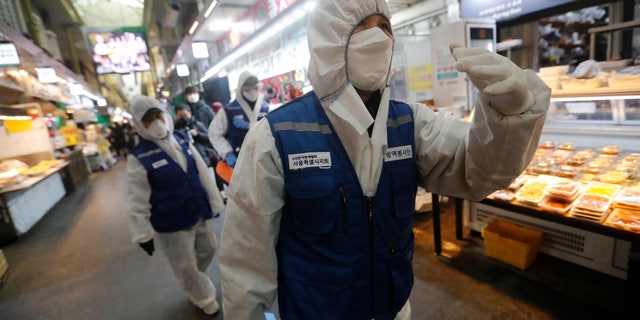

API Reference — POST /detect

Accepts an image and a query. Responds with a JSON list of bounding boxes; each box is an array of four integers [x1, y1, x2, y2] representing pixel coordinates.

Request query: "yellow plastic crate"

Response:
[[482, 220, 544, 270]]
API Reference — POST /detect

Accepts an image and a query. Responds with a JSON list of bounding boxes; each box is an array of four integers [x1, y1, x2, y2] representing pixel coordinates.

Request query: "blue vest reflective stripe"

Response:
[[131, 132, 212, 232], [266, 92, 417, 319], [224, 100, 269, 155]]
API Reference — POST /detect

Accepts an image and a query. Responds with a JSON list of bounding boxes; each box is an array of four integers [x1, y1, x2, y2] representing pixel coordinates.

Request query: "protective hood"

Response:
[[129, 95, 174, 141], [307, 0, 391, 102], [235, 70, 265, 122]]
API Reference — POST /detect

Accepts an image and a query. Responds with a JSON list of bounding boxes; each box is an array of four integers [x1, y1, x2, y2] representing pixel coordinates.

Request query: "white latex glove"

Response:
[[452, 46, 534, 116]]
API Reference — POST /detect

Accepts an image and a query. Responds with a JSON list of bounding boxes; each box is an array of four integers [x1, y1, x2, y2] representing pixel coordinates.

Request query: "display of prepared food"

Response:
[[538, 141, 556, 150], [582, 166, 603, 175], [600, 145, 620, 155], [516, 180, 548, 204], [554, 165, 579, 179], [607, 70, 640, 89], [0, 159, 29, 172], [547, 150, 572, 165], [538, 197, 573, 214], [583, 182, 621, 197], [590, 157, 613, 167], [598, 170, 629, 184], [508, 175, 530, 191], [489, 189, 515, 202], [614, 187, 640, 210], [516, 175, 565, 204], [569, 207, 610, 223], [605, 208, 640, 232], [573, 194, 613, 213], [0, 169, 21, 188], [560, 74, 608, 90], [545, 181, 581, 200], [557, 142, 575, 151], [622, 153, 640, 164], [614, 163, 638, 174]]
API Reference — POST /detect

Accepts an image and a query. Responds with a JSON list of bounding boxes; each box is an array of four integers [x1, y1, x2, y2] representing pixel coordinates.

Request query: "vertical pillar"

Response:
[[65, 25, 82, 75], [20, 0, 41, 47]]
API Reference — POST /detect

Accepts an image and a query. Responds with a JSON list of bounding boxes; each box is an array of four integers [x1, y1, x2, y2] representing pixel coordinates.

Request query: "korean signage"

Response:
[[461, 0, 577, 22], [0, 42, 20, 67]]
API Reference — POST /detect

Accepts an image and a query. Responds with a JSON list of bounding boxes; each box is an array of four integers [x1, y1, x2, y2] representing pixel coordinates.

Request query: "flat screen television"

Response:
[[85, 27, 151, 75]]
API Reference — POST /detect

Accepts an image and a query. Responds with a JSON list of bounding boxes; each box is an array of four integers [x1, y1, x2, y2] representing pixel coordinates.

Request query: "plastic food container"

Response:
[[605, 208, 640, 232], [538, 198, 573, 214], [614, 187, 640, 210], [516, 180, 548, 204], [546, 181, 581, 200]]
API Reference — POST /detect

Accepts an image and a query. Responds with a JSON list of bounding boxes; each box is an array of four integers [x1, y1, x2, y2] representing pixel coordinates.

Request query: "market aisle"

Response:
[[0, 159, 627, 319], [0, 160, 222, 320]]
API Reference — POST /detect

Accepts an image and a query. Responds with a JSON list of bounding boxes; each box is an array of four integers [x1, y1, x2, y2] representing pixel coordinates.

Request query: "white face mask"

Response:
[[242, 89, 259, 103], [187, 94, 199, 103], [347, 27, 394, 91], [147, 119, 169, 140]]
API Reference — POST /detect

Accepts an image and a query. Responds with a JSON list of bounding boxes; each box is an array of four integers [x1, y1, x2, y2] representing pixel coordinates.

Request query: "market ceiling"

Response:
[[29, 0, 423, 108]]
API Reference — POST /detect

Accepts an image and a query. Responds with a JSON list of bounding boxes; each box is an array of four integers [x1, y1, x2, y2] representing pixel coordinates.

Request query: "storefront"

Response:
[[429, 0, 640, 302], [0, 23, 97, 244]]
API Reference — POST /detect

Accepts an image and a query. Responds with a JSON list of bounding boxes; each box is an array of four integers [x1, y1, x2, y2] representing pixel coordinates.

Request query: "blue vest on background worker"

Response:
[[267, 92, 417, 319], [131, 132, 212, 232], [224, 100, 269, 155]]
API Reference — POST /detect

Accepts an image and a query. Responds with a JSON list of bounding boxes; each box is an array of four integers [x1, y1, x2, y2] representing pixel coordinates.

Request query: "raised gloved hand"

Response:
[[139, 239, 154, 256], [452, 46, 534, 116], [226, 153, 237, 168], [232, 117, 250, 130]]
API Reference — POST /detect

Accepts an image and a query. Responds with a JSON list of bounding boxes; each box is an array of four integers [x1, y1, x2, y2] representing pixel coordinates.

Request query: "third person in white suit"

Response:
[[208, 71, 270, 169], [219, 0, 551, 319]]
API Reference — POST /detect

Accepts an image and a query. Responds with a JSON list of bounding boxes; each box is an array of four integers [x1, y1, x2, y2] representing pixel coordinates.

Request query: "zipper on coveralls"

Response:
[[366, 196, 375, 317]]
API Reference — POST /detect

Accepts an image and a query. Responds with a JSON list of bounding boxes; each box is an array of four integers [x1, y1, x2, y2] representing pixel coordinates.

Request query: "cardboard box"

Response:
[[0, 249, 8, 282], [482, 220, 544, 270]]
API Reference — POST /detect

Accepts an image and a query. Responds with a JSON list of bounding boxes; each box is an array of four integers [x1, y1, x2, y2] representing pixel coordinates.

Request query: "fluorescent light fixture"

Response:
[[56, 76, 68, 84], [176, 64, 190, 77], [189, 21, 200, 34], [200, 0, 316, 83], [192, 42, 209, 59], [218, 71, 227, 78], [204, 0, 218, 18]]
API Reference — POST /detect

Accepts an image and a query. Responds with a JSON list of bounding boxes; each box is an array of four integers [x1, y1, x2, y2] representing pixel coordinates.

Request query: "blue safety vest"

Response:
[[224, 99, 269, 155], [266, 92, 417, 319], [131, 132, 212, 232]]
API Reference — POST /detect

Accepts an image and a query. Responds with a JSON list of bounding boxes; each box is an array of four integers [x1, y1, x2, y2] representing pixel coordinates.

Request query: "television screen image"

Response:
[[86, 30, 151, 74]]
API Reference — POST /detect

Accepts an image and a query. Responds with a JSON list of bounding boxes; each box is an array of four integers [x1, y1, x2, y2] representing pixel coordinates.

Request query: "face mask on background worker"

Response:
[[187, 93, 200, 103], [347, 26, 394, 91], [242, 89, 259, 103], [145, 117, 170, 140]]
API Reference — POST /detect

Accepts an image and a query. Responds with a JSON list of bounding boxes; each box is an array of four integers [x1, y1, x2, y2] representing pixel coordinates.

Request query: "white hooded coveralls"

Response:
[[219, 0, 551, 319], [125, 95, 225, 309]]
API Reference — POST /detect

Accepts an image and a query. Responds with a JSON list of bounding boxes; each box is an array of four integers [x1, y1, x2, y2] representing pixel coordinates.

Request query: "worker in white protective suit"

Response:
[[125, 95, 225, 316], [218, 0, 551, 319], [207, 71, 270, 168]]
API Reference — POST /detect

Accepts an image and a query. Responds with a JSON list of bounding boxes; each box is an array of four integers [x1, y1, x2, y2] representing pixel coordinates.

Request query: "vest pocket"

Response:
[[390, 164, 417, 218], [389, 231, 414, 313], [286, 173, 339, 234]]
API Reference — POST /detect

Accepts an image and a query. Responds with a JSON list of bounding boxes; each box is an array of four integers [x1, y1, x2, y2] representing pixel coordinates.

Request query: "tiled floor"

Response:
[[0, 160, 630, 319]]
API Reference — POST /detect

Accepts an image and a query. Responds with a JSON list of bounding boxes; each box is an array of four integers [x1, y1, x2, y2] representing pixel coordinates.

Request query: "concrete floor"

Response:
[[0, 160, 629, 319]]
